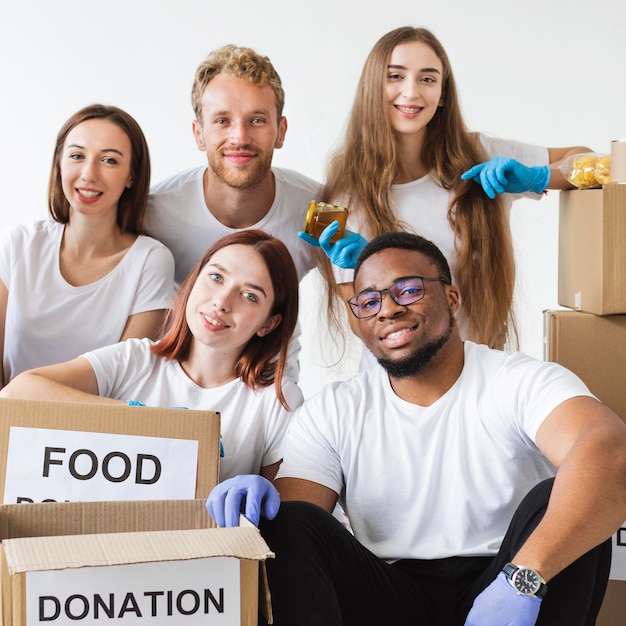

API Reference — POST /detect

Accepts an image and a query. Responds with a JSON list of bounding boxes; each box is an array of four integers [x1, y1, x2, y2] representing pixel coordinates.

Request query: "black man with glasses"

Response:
[[207, 231, 626, 626]]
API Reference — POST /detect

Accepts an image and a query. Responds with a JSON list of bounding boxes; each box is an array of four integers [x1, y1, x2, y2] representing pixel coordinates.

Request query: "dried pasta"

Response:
[[560, 153, 611, 189]]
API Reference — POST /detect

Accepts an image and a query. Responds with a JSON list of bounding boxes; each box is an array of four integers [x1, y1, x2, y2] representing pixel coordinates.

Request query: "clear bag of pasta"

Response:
[[559, 152, 611, 189]]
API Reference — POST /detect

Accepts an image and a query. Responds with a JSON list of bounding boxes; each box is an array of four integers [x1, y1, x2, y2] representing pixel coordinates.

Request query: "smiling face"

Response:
[[185, 243, 281, 357], [192, 73, 287, 190], [60, 119, 133, 218], [385, 41, 444, 138], [355, 247, 460, 378]]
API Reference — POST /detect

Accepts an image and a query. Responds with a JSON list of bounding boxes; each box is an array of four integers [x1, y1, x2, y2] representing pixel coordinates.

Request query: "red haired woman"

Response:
[[1, 230, 302, 493]]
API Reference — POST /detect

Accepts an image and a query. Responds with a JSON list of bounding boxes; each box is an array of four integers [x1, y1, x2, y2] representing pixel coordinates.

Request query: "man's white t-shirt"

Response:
[[277, 341, 593, 561], [145, 165, 321, 285], [84, 337, 303, 481], [0, 220, 176, 384]]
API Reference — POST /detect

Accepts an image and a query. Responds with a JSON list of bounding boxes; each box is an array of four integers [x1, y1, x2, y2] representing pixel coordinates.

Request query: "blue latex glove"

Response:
[[205, 474, 280, 527], [298, 221, 368, 269], [127, 400, 188, 409], [461, 156, 550, 199], [464, 571, 542, 626]]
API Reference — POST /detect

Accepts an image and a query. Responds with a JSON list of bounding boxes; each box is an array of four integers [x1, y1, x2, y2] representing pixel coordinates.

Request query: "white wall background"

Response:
[[1, 0, 624, 398]]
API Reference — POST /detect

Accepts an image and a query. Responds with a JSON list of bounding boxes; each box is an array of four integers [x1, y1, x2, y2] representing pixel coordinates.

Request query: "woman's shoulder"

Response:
[[128, 234, 176, 266], [7, 219, 61, 238], [476, 133, 547, 161], [1, 220, 61, 254], [134, 233, 173, 251], [86, 336, 161, 367]]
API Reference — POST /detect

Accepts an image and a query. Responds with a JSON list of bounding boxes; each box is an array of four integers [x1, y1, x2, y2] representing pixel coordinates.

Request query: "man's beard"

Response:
[[376, 310, 455, 379], [208, 148, 272, 190]]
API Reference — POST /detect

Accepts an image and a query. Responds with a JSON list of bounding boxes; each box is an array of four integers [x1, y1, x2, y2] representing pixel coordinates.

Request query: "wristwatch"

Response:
[[502, 562, 548, 598]]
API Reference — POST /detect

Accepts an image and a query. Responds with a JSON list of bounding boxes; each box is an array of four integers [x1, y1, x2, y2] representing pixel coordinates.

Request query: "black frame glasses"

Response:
[[347, 275, 449, 319]]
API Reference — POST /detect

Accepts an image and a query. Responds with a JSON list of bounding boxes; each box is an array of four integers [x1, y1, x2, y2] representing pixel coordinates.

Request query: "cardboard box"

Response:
[[598, 578, 626, 626], [543, 310, 626, 422], [558, 184, 626, 315], [0, 399, 220, 503], [544, 310, 626, 625], [0, 499, 273, 626]]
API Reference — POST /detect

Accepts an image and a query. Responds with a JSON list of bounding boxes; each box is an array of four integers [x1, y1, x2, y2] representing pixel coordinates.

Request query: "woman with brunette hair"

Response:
[[308, 26, 588, 351], [1, 230, 302, 487], [0, 104, 175, 386]]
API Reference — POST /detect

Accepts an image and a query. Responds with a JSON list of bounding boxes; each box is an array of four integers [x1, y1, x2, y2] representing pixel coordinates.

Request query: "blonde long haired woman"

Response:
[[303, 26, 588, 352]]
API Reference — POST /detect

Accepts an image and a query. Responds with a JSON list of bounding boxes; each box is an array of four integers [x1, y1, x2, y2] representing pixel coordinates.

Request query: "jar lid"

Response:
[[303, 200, 318, 233]]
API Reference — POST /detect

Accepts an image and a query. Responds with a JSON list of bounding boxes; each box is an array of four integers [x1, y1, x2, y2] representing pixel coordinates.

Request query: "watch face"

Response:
[[514, 568, 541, 595]]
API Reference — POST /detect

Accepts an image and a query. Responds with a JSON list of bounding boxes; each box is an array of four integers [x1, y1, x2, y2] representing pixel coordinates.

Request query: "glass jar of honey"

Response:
[[303, 201, 349, 243]]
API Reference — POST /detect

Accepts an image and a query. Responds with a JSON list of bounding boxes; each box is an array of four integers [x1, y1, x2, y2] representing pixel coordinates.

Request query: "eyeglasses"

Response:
[[347, 276, 449, 319]]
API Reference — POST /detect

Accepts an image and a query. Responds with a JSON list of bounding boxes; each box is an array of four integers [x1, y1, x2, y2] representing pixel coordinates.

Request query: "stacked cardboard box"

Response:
[[558, 184, 626, 314], [545, 183, 626, 625], [0, 399, 274, 625]]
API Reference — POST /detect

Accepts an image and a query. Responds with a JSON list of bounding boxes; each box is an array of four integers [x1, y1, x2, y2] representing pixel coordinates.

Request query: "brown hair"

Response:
[[191, 44, 285, 124], [151, 230, 299, 409], [48, 104, 150, 235], [322, 26, 517, 349]]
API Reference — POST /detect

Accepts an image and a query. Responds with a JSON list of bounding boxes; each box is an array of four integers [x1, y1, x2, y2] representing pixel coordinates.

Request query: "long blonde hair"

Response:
[[322, 26, 517, 349]]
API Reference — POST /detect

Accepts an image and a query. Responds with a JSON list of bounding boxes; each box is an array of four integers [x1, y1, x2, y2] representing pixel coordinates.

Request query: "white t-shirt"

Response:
[[0, 220, 176, 384], [333, 135, 548, 288], [145, 165, 321, 285], [84, 337, 303, 481], [277, 341, 593, 561]]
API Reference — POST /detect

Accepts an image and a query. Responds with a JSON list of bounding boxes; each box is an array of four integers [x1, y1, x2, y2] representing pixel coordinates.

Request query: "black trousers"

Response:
[[259, 479, 611, 626]]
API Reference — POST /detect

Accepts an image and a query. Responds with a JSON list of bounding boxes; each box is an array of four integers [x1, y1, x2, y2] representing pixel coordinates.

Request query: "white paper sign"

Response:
[[609, 522, 626, 581], [4, 427, 198, 503], [26, 557, 240, 625]]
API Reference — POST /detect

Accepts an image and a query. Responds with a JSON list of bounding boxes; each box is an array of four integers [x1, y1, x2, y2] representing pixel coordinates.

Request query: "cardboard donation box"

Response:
[[0, 499, 274, 626], [0, 399, 220, 504], [558, 185, 626, 315], [544, 310, 626, 625]]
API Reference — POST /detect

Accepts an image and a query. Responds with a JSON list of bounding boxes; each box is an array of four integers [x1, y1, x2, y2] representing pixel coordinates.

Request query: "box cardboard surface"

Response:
[[0, 499, 273, 625], [0, 498, 212, 539], [558, 184, 626, 315], [0, 398, 220, 503], [544, 310, 626, 625], [543, 310, 626, 422]]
